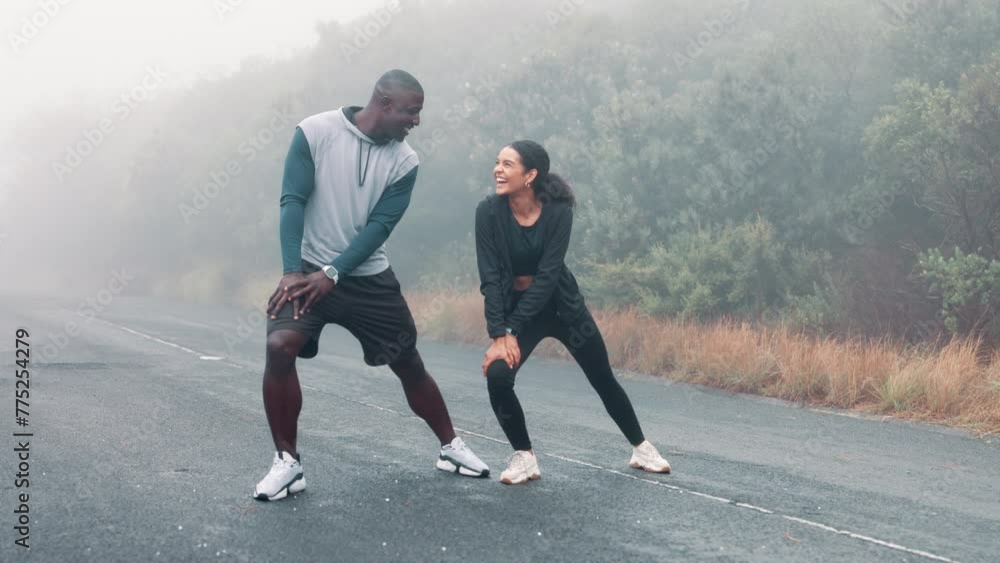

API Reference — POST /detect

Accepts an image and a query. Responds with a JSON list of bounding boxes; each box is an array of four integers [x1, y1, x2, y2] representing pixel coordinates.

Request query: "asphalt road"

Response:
[[0, 294, 997, 562]]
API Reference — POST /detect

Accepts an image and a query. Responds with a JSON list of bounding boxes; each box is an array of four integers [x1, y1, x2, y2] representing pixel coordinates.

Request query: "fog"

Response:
[[3, 0, 382, 123], [1, 0, 384, 292], [3, 0, 999, 342]]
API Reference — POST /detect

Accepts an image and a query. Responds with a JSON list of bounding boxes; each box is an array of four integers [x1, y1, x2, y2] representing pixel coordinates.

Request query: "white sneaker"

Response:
[[436, 437, 490, 478], [499, 450, 541, 485], [629, 441, 671, 474], [253, 451, 306, 501]]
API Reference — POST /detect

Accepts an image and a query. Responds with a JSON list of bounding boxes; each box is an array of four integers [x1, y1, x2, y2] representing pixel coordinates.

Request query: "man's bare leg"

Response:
[[388, 350, 457, 446], [263, 330, 310, 455]]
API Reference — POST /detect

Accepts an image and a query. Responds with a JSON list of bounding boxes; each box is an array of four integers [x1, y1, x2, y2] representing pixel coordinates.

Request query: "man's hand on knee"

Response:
[[268, 273, 306, 319], [285, 272, 335, 315]]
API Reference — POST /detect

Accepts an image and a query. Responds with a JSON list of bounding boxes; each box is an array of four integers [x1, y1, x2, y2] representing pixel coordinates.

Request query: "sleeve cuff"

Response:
[[330, 256, 351, 277]]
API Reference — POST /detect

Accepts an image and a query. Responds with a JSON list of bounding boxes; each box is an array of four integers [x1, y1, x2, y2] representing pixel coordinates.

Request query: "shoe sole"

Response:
[[500, 472, 541, 485], [253, 474, 306, 501], [436, 457, 490, 478], [629, 460, 671, 474]]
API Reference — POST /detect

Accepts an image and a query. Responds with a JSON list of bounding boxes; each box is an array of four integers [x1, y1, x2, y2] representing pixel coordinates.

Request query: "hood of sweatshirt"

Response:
[[340, 105, 392, 187]]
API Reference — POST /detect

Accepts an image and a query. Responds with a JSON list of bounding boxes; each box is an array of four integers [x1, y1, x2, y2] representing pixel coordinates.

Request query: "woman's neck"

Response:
[[508, 189, 541, 219]]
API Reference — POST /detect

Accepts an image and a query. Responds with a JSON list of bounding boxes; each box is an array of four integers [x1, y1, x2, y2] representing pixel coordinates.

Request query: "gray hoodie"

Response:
[[295, 107, 419, 276]]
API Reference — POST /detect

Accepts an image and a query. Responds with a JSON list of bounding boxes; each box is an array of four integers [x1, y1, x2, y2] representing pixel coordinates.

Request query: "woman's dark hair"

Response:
[[506, 140, 576, 206]]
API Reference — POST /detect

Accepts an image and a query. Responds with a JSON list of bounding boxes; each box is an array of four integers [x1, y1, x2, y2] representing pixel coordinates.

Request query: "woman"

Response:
[[475, 140, 671, 485]]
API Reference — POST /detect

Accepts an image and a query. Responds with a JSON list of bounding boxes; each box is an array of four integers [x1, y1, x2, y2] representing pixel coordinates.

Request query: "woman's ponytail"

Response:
[[507, 140, 576, 207], [536, 172, 576, 206]]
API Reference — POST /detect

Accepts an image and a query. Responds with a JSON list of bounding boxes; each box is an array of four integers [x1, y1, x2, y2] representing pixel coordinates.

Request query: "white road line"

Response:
[[105, 320, 961, 563], [362, 407, 962, 563], [780, 516, 957, 562], [301, 385, 411, 417], [95, 318, 244, 369], [454, 428, 510, 446], [735, 502, 774, 514], [305, 393, 963, 563], [98, 318, 201, 355]]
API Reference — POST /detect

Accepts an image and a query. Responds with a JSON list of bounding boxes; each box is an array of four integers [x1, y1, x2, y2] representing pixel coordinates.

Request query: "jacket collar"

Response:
[[491, 193, 551, 225]]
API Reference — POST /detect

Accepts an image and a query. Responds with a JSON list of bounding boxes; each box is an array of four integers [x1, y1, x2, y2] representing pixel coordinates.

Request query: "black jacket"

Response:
[[475, 194, 586, 338]]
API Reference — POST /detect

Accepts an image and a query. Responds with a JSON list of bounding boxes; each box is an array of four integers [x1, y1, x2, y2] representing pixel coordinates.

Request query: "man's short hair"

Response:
[[374, 69, 423, 99]]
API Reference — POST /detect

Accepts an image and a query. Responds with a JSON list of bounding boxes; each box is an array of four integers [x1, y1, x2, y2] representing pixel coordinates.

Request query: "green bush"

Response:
[[919, 248, 1000, 335], [580, 218, 833, 324]]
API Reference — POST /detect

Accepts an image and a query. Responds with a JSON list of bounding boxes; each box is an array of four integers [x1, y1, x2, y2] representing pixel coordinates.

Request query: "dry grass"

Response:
[[408, 290, 1000, 434]]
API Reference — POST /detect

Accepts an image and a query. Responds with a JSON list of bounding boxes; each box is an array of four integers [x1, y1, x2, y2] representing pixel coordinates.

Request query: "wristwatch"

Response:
[[321, 264, 339, 285], [505, 327, 518, 338]]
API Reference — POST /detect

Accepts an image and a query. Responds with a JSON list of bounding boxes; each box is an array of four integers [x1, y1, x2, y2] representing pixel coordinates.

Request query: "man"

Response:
[[254, 70, 489, 501]]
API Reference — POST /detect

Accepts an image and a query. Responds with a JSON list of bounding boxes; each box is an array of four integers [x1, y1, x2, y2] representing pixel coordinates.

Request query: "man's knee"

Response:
[[265, 331, 305, 370], [388, 349, 424, 378]]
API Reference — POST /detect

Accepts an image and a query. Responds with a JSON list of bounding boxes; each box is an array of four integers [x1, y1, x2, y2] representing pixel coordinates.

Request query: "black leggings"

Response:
[[485, 303, 645, 451]]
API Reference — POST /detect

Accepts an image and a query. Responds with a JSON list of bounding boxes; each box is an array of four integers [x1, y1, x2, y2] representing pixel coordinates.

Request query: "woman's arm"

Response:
[[475, 199, 509, 339], [505, 204, 573, 335]]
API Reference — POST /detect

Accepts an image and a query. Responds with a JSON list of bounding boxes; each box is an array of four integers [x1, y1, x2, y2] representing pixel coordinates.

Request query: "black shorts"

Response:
[[266, 261, 418, 366]]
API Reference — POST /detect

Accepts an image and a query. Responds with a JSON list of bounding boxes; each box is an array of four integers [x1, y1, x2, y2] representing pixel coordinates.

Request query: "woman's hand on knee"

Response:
[[482, 337, 511, 376], [504, 334, 521, 368]]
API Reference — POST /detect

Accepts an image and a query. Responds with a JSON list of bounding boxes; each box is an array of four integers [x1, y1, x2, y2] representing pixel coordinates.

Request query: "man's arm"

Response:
[[279, 127, 315, 274], [328, 166, 418, 276]]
